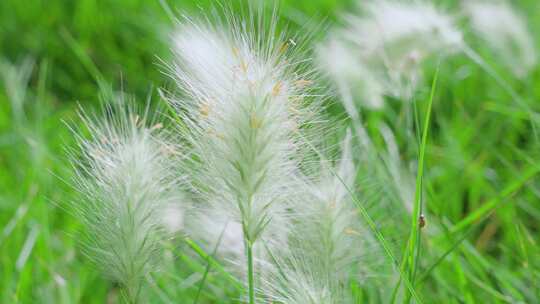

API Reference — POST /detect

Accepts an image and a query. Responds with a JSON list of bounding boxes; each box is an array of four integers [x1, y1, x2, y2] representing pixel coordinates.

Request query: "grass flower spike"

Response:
[[316, 38, 384, 110], [262, 131, 375, 303], [345, 0, 462, 59], [70, 101, 181, 303], [169, 10, 316, 303], [347, 0, 461, 99], [319, 0, 462, 105], [464, 1, 537, 78]]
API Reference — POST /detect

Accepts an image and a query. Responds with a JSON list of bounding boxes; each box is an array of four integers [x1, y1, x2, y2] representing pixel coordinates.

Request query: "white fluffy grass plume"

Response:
[[261, 131, 377, 303], [464, 0, 537, 78], [69, 100, 181, 303], [318, 0, 462, 106], [345, 0, 462, 59], [316, 38, 384, 110], [168, 8, 319, 301]]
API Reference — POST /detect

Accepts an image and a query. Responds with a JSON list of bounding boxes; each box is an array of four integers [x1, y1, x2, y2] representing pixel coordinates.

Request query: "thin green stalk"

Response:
[[60, 27, 106, 87], [393, 67, 439, 303], [185, 239, 243, 290], [246, 240, 255, 304], [409, 65, 439, 279], [194, 222, 229, 304], [417, 226, 476, 285]]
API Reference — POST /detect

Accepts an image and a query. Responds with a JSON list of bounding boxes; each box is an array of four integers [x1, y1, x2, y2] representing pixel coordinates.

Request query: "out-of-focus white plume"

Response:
[[464, 1, 537, 78], [318, 0, 462, 107], [345, 0, 462, 60], [316, 38, 384, 110]]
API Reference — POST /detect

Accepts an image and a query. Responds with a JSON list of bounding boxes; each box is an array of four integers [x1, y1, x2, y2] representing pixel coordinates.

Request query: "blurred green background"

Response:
[[1, 0, 540, 303]]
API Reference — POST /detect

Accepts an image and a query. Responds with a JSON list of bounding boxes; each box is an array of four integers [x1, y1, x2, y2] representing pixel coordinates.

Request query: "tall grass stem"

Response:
[[246, 240, 255, 304]]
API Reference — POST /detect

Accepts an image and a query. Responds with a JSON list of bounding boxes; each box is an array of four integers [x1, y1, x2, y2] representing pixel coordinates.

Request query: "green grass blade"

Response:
[[185, 238, 244, 291], [193, 222, 229, 304], [450, 165, 540, 235]]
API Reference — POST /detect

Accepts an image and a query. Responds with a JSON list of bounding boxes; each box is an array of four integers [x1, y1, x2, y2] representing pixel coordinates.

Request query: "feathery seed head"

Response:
[[347, 0, 461, 99], [261, 131, 376, 303], [316, 38, 384, 110], [320, 0, 462, 103], [261, 254, 340, 304], [347, 0, 462, 55], [297, 130, 369, 280], [170, 11, 317, 245], [70, 101, 183, 301]]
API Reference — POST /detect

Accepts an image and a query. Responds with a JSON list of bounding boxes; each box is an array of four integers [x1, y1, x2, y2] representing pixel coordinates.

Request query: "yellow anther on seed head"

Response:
[[250, 112, 261, 129], [208, 129, 225, 140], [160, 143, 175, 156], [151, 123, 163, 131], [344, 228, 361, 236], [272, 81, 283, 96], [240, 60, 248, 73], [288, 105, 298, 116], [279, 42, 289, 54], [289, 96, 304, 108], [200, 103, 210, 117], [329, 199, 337, 209], [294, 79, 313, 89], [232, 46, 240, 58], [289, 120, 299, 132]]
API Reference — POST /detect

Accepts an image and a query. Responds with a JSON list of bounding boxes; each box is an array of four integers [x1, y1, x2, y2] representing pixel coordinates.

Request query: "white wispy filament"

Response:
[[70, 103, 180, 303]]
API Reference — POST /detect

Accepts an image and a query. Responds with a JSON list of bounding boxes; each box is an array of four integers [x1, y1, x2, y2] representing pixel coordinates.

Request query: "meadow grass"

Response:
[[1, 0, 540, 303]]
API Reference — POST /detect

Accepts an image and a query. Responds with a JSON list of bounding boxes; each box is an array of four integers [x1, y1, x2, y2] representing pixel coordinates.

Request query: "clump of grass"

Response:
[[52, 1, 540, 304], [69, 99, 182, 303]]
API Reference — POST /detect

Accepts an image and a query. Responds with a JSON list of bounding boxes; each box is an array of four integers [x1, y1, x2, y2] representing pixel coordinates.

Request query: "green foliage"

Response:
[[1, 0, 539, 303]]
